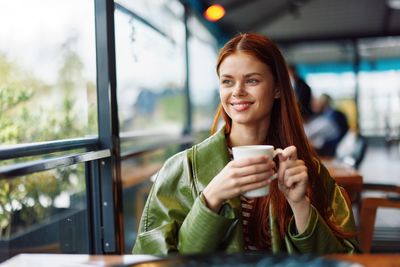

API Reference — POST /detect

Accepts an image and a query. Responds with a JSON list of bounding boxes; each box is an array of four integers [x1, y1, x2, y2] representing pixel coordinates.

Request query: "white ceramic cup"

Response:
[[232, 145, 280, 198]]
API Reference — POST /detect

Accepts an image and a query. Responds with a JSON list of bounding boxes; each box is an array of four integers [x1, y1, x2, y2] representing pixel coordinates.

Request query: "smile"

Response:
[[231, 102, 252, 111]]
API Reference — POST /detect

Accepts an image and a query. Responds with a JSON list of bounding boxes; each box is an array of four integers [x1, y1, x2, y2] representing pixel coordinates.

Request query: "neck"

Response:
[[228, 122, 270, 147]]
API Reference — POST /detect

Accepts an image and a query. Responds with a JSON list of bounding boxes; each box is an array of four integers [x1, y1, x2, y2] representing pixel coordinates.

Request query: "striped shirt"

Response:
[[228, 146, 271, 251], [240, 195, 258, 250], [240, 195, 271, 251]]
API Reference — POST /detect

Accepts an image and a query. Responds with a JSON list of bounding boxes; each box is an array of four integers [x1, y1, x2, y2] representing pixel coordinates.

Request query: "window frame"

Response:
[[0, 0, 123, 255], [0, 0, 215, 258]]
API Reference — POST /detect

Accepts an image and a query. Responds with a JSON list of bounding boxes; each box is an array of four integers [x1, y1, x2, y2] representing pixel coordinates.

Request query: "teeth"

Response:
[[232, 103, 250, 107]]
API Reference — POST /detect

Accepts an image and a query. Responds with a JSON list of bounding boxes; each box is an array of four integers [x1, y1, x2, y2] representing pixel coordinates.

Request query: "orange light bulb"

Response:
[[204, 4, 225, 22]]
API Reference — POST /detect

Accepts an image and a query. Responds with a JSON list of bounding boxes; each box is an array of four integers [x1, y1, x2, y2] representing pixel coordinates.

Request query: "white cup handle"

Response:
[[269, 149, 282, 180], [272, 149, 282, 159]]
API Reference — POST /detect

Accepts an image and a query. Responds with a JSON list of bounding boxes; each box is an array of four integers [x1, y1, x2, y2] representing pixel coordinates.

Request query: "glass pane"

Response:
[[121, 145, 183, 253], [287, 38, 400, 137], [358, 37, 400, 136], [284, 42, 358, 131], [114, 1, 186, 138], [305, 72, 357, 131], [116, 0, 183, 36], [188, 15, 219, 133], [0, 163, 89, 261], [0, 0, 97, 146]]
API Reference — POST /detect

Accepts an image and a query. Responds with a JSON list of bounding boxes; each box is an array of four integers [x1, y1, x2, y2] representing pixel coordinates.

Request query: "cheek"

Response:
[[257, 91, 275, 109], [220, 92, 233, 115], [219, 89, 229, 102], [220, 99, 229, 112]]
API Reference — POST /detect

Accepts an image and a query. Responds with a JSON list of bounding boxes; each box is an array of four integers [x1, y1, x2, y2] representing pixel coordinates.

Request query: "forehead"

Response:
[[219, 52, 268, 75]]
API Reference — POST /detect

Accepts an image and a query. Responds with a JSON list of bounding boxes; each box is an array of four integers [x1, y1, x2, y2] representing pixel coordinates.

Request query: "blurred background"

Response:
[[0, 0, 399, 262]]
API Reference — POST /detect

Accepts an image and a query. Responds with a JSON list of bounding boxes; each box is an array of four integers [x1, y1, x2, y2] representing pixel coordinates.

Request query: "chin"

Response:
[[231, 117, 252, 125]]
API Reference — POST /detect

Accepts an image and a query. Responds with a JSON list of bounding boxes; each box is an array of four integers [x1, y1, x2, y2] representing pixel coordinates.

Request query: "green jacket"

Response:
[[132, 128, 360, 255]]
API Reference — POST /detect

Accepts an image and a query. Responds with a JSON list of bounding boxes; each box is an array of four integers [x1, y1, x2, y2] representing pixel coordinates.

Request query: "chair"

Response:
[[358, 184, 400, 253], [336, 132, 367, 169]]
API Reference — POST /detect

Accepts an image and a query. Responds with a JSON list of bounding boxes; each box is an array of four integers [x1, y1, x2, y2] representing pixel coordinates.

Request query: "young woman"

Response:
[[133, 33, 359, 255]]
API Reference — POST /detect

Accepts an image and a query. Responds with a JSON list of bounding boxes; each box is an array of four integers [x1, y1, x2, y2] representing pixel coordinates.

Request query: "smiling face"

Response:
[[218, 52, 279, 130]]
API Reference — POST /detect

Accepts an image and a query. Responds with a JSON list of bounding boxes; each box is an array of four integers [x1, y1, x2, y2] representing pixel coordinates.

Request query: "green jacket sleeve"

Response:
[[284, 163, 360, 254], [132, 150, 237, 255], [178, 194, 237, 253]]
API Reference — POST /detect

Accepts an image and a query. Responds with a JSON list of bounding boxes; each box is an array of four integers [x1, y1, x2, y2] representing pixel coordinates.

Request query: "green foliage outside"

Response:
[[158, 94, 185, 121], [0, 36, 96, 239]]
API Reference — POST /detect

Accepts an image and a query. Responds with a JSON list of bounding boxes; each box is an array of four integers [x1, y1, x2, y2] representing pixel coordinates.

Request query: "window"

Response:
[[285, 41, 359, 132], [0, 164, 89, 256], [114, 0, 191, 253], [115, 0, 186, 138], [358, 37, 400, 136], [0, 0, 217, 260], [187, 15, 219, 133], [0, 0, 105, 261], [288, 38, 400, 137], [0, 0, 97, 146]]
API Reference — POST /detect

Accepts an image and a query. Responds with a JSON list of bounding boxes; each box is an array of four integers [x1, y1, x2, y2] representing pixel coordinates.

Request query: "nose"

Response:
[[232, 81, 246, 97]]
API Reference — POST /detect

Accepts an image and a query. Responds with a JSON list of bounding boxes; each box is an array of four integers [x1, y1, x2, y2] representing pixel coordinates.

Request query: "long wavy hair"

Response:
[[211, 33, 353, 248]]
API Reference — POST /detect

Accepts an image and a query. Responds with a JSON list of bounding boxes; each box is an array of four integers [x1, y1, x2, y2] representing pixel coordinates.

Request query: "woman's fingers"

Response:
[[284, 163, 307, 176], [206, 154, 280, 202], [284, 146, 298, 160], [231, 154, 273, 167], [282, 170, 307, 188], [235, 170, 276, 186], [278, 160, 307, 187], [239, 179, 271, 195], [278, 146, 297, 161], [230, 155, 275, 176]]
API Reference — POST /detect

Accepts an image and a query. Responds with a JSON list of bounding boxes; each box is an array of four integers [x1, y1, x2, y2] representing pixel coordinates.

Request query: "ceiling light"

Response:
[[387, 0, 400, 9], [204, 4, 225, 22]]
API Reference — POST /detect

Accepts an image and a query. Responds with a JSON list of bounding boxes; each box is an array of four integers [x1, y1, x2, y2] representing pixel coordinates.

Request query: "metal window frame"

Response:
[[94, 0, 123, 254], [0, 0, 198, 258], [0, 149, 110, 179], [0, 138, 98, 160], [0, 0, 123, 256]]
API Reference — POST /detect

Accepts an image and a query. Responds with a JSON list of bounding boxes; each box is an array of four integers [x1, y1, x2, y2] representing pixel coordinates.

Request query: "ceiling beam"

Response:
[[221, 0, 261, 12], [243, 0, 313, 33], [274, 30, 400, 46]]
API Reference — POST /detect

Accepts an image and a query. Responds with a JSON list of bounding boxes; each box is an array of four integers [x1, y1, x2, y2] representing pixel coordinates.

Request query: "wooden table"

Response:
[[326, 254, 400, 267], [1, 253, 400, 267], [0, 254, 158, 267]]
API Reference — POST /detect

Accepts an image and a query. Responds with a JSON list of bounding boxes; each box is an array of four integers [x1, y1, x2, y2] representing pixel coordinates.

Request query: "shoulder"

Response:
[[161, 128, 226, 167], [192, 128, 230, 172], [152, 128, 227, 184], [194, 127, 228, 154]]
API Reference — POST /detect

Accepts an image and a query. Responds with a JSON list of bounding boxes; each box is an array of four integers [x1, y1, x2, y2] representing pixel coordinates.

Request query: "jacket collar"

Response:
[[192, 126, 241, 210], [193, 126, 230, 191]]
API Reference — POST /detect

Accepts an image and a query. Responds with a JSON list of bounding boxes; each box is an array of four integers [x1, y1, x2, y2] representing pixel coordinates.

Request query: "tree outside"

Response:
[[0, 35, 96, 239]]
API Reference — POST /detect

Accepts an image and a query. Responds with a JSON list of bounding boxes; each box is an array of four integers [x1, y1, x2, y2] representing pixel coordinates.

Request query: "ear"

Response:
[[274, 87, 280, 99]]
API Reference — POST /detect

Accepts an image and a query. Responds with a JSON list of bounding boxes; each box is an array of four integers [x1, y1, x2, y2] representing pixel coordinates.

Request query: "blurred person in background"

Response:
[[133, 33, 359, 255], [288, 64, 314, 122], [305, 93, 349, 157]]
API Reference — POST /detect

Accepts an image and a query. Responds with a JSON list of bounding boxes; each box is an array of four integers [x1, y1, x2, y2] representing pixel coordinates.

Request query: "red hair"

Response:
[[211, 33, 354, 248]]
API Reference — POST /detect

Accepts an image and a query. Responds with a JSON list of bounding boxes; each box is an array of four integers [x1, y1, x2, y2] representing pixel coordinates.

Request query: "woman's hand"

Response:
[[202, 155, 276, 212], [276, 146, 308, 204], [277, 146, 311, 234]]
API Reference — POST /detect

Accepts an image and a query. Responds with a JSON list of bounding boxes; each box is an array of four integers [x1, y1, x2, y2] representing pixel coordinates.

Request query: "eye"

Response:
[[221, 79, 233, 86], [246, 78, 259, 85]]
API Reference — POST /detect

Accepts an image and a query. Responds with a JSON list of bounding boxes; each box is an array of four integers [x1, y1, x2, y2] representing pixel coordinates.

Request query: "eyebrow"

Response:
[[220, 72, 262, 78], [244, 72, 262, 78]]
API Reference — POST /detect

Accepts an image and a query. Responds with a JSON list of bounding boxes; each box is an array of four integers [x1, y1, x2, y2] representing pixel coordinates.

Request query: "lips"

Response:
[[231, 101, 253, 111]]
